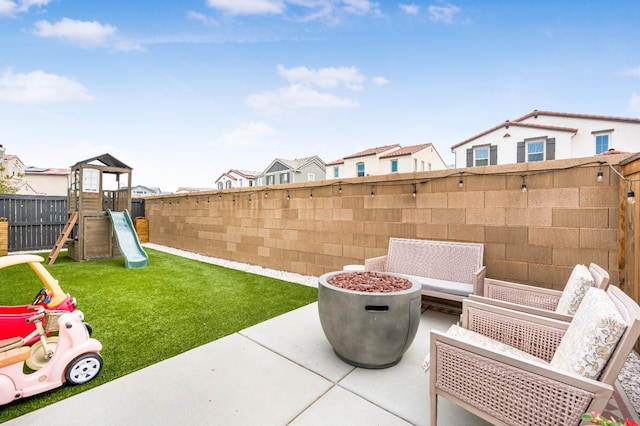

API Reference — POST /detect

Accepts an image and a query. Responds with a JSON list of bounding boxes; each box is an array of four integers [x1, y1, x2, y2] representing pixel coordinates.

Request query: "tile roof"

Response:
[[25, 167, 70, 175], [326, 159, 345, 166], [343, 144, 401, 159], [379, 143, 433, 158], [514, 109, 640, 124], [274, 156, 325, 170], [451, 120, 579, 150]]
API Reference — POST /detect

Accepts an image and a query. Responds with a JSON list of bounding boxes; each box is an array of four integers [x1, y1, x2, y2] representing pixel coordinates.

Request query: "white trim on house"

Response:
[[451, 110, 640, 168]]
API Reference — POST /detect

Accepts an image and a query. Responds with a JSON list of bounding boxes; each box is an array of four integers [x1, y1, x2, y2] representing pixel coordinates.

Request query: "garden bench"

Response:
[[364, 238, 485, 302]]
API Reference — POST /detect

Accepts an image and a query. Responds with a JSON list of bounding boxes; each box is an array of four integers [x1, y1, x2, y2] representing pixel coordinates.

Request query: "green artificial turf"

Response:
[[0, 249, 318, 422]]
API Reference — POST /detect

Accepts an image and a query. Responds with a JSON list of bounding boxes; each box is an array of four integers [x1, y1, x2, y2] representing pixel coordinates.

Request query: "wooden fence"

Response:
[[0, 195, 145, 252]]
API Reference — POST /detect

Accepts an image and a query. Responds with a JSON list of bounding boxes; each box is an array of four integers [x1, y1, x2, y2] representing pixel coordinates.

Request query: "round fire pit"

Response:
[[318, 271, 422, 369]]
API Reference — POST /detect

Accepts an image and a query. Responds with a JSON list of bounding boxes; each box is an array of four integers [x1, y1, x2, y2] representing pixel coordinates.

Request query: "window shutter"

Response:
[[490, 145, 498, 165], [517, 142, 525, 163], [466, 148, 473, 167], [546, 138, 555, 160]]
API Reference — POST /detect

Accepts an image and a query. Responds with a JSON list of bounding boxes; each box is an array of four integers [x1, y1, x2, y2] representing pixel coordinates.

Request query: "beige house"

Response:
[[25, 167, 70, 196], [327, 143, 447, 179], [215, 169, 260, 190]]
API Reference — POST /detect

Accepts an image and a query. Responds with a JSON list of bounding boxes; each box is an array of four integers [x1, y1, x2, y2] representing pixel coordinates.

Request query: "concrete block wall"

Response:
[[146, 154, 634, 292]]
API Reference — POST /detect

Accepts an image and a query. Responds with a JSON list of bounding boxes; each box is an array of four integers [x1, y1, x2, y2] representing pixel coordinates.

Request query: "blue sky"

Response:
[[2, 0, 639, 192]]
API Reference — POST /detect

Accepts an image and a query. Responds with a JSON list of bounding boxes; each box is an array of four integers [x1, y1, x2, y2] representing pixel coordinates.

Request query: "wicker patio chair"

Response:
[[427, 285, 639, 426], [470, 263, 609, 321]]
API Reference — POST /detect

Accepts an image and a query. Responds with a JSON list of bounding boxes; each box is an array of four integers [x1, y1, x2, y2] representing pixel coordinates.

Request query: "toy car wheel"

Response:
[[65, 353, 103, 385], [26, 336, 58, 370]]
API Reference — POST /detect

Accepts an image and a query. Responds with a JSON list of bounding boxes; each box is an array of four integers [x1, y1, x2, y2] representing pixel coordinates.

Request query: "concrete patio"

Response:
[[3, 300, 636, 425]]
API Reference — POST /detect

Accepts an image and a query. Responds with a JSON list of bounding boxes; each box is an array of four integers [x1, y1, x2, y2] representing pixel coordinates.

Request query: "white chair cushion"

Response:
[[422, 324, 545, 372], [401, 274, 473, 297], [550, 288, 627, 379], [555, 264, 596, 315]]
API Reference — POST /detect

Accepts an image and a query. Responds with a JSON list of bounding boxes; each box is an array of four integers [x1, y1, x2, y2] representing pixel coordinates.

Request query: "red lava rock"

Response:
[[327, 272, 412, 293]]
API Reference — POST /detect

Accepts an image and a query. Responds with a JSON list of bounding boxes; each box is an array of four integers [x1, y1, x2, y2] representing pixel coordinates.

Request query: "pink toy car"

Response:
[[0, 309, 102, 405], [0, 255, 77, 344]]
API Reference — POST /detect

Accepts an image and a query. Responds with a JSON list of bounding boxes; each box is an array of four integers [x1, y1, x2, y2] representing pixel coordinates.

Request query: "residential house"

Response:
[[259, 156, 326, 186], [175, 187, 214, 194], [128, 185, 162, 197], [328, 143, 447, 179], [2, 154, 38, 195], [25, 166, 70, 196], [451, 110, 640, 168], [215, 169, 260, 190]]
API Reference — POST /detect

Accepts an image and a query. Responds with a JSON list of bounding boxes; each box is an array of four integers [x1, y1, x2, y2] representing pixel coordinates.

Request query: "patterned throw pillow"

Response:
[[550, 288, 627, 380], [555, 264, 596, 315]]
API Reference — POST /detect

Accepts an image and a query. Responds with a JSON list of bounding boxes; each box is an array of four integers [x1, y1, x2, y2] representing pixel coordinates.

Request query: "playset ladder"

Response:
[[47, 211, 78, 265]]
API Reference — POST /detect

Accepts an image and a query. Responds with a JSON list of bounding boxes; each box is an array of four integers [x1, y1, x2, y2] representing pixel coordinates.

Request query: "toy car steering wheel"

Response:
[[32, 288, 48, 305]]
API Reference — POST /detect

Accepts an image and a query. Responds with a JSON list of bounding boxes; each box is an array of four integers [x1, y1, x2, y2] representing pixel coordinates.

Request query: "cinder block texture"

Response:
[[146, 155, 636, 291]]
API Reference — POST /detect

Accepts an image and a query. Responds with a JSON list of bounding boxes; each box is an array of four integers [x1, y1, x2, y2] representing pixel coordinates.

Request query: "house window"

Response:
[[474, 146, 489, 166], [249, 181, 254, 187], [257, 177, 264, 186], [333, 167, 339, 178], [238, 179, 243, 188], [356, 162, 365, 177], [267, 175, 274, 185], [422, 161, 426, 171], [391, 160, 398, 173], [527, 140, 544, 162], [595, 134, 609, 154], [280, 172, 289, 184], [307, 173, 315, 181], [217, 182, 223, 190], [225, 181, 232, 189], [413, 159, 418, 171]]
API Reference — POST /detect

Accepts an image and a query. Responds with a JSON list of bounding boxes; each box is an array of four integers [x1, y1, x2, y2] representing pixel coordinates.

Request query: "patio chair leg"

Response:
[[430, 392, 438, 425]]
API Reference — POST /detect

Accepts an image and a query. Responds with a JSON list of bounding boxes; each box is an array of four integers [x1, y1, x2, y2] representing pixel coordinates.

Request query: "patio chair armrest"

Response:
[[483, 277, 563, 311], [429, 330, 614, 425], [471, 266, 486, 297], [468, 295, 574, 323], [461, 298, 569, 362], [364, 255, 387, 272]]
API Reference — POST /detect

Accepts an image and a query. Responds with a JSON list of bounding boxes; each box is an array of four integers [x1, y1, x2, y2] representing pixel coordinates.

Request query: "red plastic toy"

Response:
[[0, 255, 76, 344]]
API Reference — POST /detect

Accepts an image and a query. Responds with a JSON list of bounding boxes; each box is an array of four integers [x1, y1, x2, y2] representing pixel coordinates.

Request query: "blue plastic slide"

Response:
[[107, 209, 149, 268]]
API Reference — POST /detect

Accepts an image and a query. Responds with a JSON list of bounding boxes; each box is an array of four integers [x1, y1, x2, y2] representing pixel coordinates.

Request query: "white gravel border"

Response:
[[143, 243, 319, 288]]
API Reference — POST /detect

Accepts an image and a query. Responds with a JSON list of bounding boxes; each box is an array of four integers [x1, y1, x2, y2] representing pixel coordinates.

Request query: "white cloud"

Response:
[[216, 122, 275, 147], [205, 0, 380, 21], [629, 92, 640, 113], [342, 0, 378, 15], [622, 66, 640, 77], [0, 0, 50, 16], [186, 10, 217, 26], [206, 0, 285, 16], [0, 69, 93, 104], [399, 4, 419, 15], [33, 18, 143, 51], [428, 3, 460, 24], [246, 83, 358, 112], [34, 18, 116, 47], [372, 76, 389, 86], [277, 64, 365, 90], [0, 0, 16, 16]]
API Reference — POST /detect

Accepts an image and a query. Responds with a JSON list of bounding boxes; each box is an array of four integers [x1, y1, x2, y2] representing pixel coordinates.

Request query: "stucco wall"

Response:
[[146, 154, 637, 293]]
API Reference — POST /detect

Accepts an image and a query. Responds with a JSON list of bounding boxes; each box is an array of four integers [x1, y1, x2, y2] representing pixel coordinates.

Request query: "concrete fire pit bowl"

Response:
[[318, 271, 422, 368]]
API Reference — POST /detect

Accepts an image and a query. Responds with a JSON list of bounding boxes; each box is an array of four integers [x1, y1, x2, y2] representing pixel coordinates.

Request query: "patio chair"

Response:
[[427, 285, 640, 426], [470, 263, 609, 321]]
